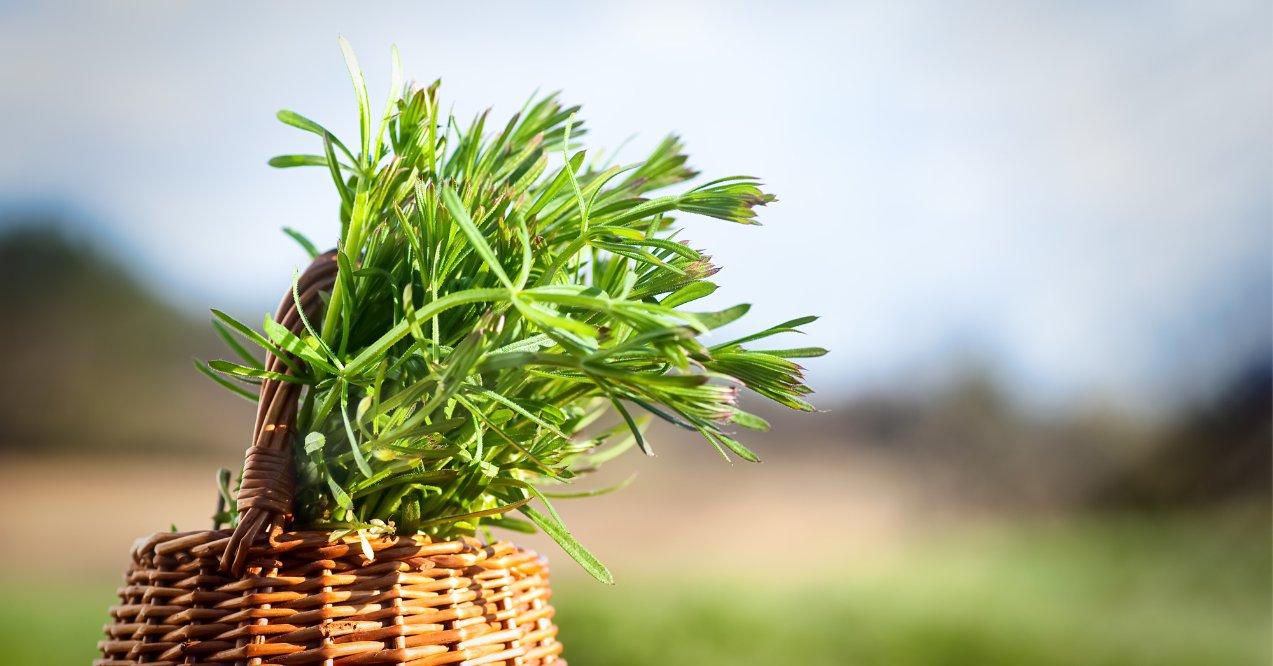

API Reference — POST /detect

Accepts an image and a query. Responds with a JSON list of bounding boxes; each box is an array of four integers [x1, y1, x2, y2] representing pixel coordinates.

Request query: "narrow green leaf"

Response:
[[269, 154, 330, 168], [484, 516, 537, 534], [662, 281, 718, 308], [337, 36, 372, 167], [689, 303, 751, 330], [345, 288, 510, 375], [755, 347, 828, 359], [731, 410, 771, 431], [282, 227, 321, 259], [262, 316, 336, 374], [323, 133, 353, 208], [275, 110, 355, 160], [211, 320, 262, 369], [520, 505, 613, 584], [543, 473, 636, 499], [209, 359, 306, 384], [194, 359, 258, 401], [710, 432, 761, 462], [608, 393, 652, 456], [713, 315, 818, 349], [209, 309, 306, 376], [419, 497, 531, 528], [469, 387, 572, 440], [340, 382, 375, 478], [442, 186, 513, 289]]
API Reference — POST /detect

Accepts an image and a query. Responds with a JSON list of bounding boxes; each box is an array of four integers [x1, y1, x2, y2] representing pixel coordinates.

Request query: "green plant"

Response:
[[201, 40, 823, 583]]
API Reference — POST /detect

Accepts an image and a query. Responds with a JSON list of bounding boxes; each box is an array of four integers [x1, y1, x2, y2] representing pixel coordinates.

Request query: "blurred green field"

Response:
[[8, 509, 1267, 665]]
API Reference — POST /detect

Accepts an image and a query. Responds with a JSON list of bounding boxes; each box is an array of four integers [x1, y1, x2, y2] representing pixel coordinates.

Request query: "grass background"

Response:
[[12, 509, 1267, 666]]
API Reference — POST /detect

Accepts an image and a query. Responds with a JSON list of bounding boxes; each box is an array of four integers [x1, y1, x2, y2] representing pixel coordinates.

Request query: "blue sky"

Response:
[[0, 1, 1269, 411]]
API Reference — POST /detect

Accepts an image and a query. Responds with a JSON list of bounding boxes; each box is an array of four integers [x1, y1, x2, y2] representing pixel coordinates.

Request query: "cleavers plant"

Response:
[[200, 40, 823, 583]]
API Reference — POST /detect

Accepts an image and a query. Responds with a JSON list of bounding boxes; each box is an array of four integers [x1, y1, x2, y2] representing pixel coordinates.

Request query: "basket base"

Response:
[[98, 529, 564, 665]]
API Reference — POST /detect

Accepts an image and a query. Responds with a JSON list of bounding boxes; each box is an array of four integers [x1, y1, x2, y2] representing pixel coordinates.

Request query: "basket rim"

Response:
[[131, 527, 543, 567]]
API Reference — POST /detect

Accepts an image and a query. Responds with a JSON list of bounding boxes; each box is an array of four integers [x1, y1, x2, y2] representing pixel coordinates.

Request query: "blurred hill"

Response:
[[0, 219, 1267, 512], [758, 363, 1271, 511], [0, 218, 248, 454], [1091, 360, 1272, 509]]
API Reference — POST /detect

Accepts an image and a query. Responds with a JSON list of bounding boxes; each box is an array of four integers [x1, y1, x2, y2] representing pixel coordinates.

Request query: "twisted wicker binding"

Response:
[[223, 250, 339, 576], [100, 252, 563, 664]]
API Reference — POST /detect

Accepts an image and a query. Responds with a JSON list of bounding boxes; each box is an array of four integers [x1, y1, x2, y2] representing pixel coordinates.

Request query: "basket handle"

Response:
[[221, 249, 339, 574]]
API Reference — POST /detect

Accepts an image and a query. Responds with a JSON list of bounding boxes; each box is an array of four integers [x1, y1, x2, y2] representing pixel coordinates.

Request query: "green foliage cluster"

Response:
[[203, 41, 823, 581]]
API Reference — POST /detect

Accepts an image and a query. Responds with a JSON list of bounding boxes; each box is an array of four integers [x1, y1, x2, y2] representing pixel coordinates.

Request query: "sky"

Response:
[[0, 1, 1269, 412]]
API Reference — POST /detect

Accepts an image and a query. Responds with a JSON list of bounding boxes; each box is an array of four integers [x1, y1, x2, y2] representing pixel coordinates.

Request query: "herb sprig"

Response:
[[203, 40, 823, 583]]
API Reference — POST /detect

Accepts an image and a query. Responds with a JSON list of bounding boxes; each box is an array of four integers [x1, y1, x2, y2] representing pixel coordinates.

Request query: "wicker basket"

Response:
[[98, 252, 564, 665]]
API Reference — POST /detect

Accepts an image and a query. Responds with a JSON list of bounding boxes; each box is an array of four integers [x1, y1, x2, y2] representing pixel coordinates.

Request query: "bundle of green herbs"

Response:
[[201, 41, 823, 583]]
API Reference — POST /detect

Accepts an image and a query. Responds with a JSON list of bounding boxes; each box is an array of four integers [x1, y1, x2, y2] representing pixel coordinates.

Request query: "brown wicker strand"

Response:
[[222, 251, 337, 575]]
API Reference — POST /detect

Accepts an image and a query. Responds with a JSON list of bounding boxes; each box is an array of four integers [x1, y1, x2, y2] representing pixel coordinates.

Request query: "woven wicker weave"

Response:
[[99, 251, 564, 665], [98, 530, 562, 665]]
